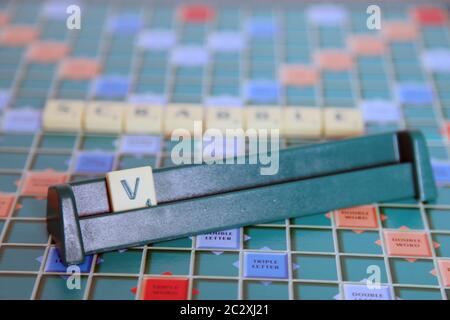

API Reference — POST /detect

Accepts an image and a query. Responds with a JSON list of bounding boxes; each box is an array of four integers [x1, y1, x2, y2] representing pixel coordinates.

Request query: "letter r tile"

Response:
[[106, 166, 157, 212]]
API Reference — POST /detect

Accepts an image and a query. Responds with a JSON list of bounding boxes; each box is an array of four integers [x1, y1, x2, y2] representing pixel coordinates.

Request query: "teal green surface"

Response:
[[291, 229, 334, 253], [244, 227, 286, 250], [90, 277, 137, 300], [291, 213, 331, 226], [0, 246, 44, 271], [14, 197, 46, 218], [0, 173, 21, 192], [82, 136, 118, 151], [293, 255, 337, 281], [390, 259, 437, 286], [338, 230, 382, 255], [427, 209, 450, 230], [39, 134, 77, 150], [245, 281, 289, 300], [193, 280, 237, 300], [195, 252, 239, 277], [146, 250, 191, 275], [341, 257, 387, 283], [0, 134, 34, 148], [381, 207, 424, 230], [119, 155, 157, 170], [0, 152, 28, 169], [395, 287, 442, 300], [433, 234, 450, 257], [294, 283, 339, 300], [5, 221, 48, 244], [0, 275, 36, 299], [96, 250, 142, 274], [32, 153, 71, 171], [38, 276, 87, 300], [152, 237, 192, 248]]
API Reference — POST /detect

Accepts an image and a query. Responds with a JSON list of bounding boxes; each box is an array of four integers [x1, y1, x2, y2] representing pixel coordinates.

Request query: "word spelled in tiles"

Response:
[[42, 100, 365, 139]]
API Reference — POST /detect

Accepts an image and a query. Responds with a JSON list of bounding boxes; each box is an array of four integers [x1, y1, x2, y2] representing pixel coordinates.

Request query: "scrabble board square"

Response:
[[124, 104, 163, 134], [323, 108, 364, 138], [0, 246, 44, 271], [438, 260, 450, 287], [27, 41, 69, 63], [293, 254, 338, 281], [0, 194, 14, 217], [195, 252, 239, 277], [0, 26, 39, 46], [84, 102, 124, 133], [343, 284, 392, 300], [196, 229, 240, 249], [43, 100, 85, 132], [243, 252, 288, 279], [21, 171, 67, 197], [390, 258, 437, 285], [141, 277, 188, 300], [294, 283, 339, 300], [384, 230, 432, 257], [74, 152, 114, 174], [338, 230, 382, 255], [335, 205, 379, 229], [45, 247, 93, 273], [120, 135, 161, 155], [282, 107, 322, 138], [106, 166, 157, 212], [38, 275, 87, 300], [59, 58, 101, 80], [146, 250, 191, 275], [245, 281, 289, 300], [382, 22, 418, 42], [193, 279, 238, 300]]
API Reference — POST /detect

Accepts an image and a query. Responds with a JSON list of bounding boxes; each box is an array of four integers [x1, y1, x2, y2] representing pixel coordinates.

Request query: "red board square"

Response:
[[27, 41, 70, 63], [0, 12, 9, 27], [347, 35, 386, 56], [335, 205, 379, 229], [0, 194, 14, 218], [0, 25, 39, 46], [438, 260, 450, 287], [21, 171, 67, 197], [179, 4, 215, 23], [141, 277, 189, 300], [59, 58, 101, 80], [316, 50, 353, 71], [279, 65, 318, 87], [384, 230, 432, 257], [411, 6, 448, 26]]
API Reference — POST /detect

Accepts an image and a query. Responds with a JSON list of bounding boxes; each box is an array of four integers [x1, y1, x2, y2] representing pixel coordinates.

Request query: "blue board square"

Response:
[[0, 90, 10, 110], [246, 18, 278, 38], [245, 80, 280, 104], [74, 152, 114, 174], [2, 110, 41, 133], [343, 284, 392, 300], [244, 252, 288, 279], [108, 14, 142, 35], [120, 135, 161, 154], [137, 30, 176, 50], [196, 229, 240, 249], [432, 161, 450, 185], [396, 83, 434, 105], [45, 247, 93, 272], [92, 76, 130, 99]]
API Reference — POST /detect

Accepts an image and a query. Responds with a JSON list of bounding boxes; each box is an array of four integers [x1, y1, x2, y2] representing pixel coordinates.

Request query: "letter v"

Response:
[[120, 177, 140, 200]]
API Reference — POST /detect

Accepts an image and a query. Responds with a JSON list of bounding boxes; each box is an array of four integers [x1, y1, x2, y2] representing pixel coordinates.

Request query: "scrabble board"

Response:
[[1, 0, 450, 300]]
